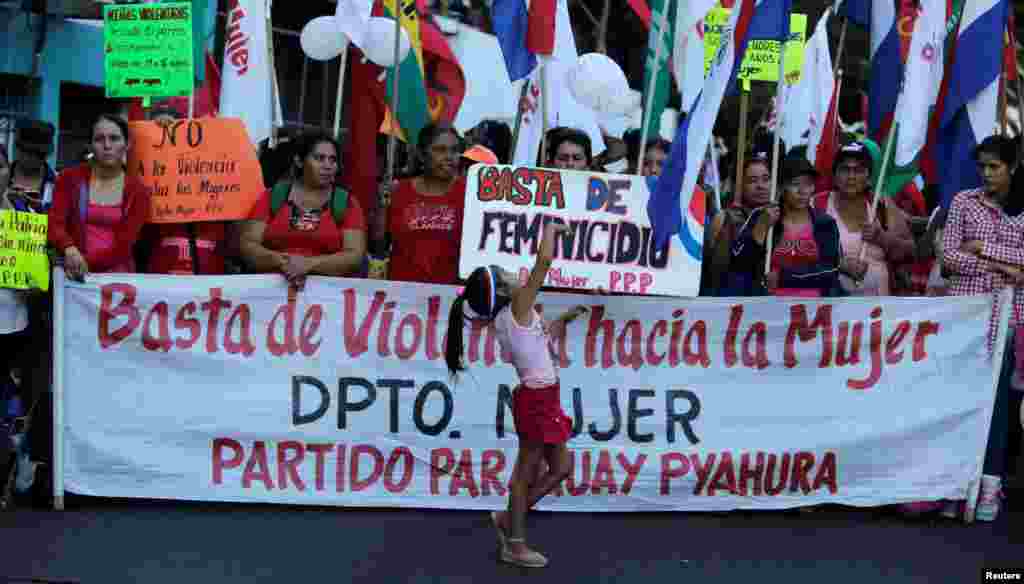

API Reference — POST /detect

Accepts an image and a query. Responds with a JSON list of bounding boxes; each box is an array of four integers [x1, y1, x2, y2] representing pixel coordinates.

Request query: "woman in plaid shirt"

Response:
[[941, 135, 1023, 522]]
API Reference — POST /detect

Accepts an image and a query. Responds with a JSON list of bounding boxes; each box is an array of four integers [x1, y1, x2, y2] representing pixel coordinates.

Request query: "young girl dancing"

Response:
[[444, 222, 587, 568]]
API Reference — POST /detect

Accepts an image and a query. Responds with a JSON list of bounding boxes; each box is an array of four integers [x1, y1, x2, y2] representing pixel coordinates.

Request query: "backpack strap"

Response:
[[270, 181, 292, 217], [330, 186, 350, 225], [270, 181, 349, 225]]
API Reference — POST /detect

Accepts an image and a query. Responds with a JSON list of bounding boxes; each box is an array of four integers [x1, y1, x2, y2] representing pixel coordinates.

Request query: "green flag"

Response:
[[382, 0, 431, 144], [192, 0, 215, 83], [640, 0, 676, 144]]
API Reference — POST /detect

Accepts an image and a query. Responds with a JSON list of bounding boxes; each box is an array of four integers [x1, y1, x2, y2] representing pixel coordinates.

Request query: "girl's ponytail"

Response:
[[445, 295, 467, 379]]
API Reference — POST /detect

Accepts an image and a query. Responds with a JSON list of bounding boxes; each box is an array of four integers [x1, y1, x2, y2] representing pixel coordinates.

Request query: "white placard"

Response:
[[460, 164, 703, 297], [59, 275, 997, 511]]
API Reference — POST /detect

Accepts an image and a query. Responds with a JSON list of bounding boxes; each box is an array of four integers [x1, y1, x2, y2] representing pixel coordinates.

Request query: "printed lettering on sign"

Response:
[[59, 275, 1001, 512], [461, 165, 702, 297]]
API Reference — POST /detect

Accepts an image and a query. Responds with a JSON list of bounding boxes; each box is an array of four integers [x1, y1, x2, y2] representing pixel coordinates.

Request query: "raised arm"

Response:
[[512, 221, 568, 326]]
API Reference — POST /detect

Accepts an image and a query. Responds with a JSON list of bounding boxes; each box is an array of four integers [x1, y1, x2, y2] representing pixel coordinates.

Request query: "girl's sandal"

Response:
[[501, 538, 548, 568]]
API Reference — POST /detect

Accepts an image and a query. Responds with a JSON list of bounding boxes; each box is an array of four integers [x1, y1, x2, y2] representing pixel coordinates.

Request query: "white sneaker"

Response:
[[976, 475, 1002, 522]]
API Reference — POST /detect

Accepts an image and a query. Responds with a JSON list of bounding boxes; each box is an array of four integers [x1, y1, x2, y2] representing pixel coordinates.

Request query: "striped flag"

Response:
[[780, 8, 834, 163], [883, 0, 946, 197], [628, 0, 652, 28], [526, 0, 556, 55], [492, 0, 537, 82], [640, 0, 676, 142], [648, 0, 790, 251], [935, 0, 1009, 207], [380, 0, 431, 144], [673, 0, 716, 113], [510, 0, 605, 165], [841, 0, 901, 140]]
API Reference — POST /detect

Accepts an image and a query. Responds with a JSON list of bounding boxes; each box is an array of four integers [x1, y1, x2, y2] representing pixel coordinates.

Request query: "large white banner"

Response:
[[460, 165, 702, 297], [60, 275, 999, 511]]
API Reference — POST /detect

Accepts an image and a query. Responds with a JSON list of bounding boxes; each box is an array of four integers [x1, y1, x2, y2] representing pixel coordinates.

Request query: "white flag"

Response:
[[220, 0, 283, 145], [780, 7, 834, 163], [672, 0, 716, 112], [512, 0, 605, 166], [893, 0, 945, 167], [335, 0, 373, 49]]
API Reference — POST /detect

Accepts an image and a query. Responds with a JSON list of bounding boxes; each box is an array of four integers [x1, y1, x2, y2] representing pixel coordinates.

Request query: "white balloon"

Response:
[[363, 17, 412, 67], [301, 16, 346, 61], [567, 53, 634, 116]]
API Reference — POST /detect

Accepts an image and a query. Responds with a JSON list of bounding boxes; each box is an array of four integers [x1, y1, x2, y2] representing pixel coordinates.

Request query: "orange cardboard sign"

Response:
[[129, 118, 265, 223]]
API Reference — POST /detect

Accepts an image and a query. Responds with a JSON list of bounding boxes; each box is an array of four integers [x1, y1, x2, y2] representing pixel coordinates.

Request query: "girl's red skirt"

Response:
[[511, 382, 573, 444]]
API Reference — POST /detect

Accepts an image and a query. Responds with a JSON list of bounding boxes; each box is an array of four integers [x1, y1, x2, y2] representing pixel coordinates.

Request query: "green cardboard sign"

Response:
[[703, 8, 808, 86], [104, 2, 194, 99], [0, 211, 50, 291]]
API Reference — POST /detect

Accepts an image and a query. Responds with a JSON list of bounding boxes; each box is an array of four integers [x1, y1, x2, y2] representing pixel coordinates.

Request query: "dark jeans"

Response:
[[985, 332, 1017, 478]]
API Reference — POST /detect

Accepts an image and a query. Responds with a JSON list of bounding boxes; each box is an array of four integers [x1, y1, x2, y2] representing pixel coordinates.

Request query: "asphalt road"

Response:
[[0, 495, 1018, 584]]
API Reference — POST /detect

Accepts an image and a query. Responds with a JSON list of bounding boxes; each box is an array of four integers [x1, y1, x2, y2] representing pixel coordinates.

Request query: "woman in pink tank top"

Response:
[[445, 222, 587, 569]]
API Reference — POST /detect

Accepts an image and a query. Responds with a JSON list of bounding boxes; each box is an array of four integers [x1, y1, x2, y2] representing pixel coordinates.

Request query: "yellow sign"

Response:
[[0, 210, 50, 291], [703, 8, 808, 85]]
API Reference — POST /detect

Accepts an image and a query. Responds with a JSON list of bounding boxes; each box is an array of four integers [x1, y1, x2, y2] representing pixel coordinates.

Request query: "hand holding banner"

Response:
[[128, 118, 265, 223]]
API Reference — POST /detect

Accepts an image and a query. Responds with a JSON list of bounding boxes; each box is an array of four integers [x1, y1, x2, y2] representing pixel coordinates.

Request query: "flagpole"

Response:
[[265, 0, 278, 148], [764, 42, 787, 276], [999, 67, 1008, 134], [733, 86, 750, 201], [538, 62, 549, 165], [510, 81, 530, 160], [333, 45, 350, 139], [832, 15, 848, 78], [636, 0, 672, 175], [708, 144, 721, 213], [858, 120, 898, 263], [385, 2, 404, 183]]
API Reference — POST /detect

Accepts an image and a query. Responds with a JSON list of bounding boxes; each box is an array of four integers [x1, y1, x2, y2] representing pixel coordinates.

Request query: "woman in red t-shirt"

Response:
[[239, 131, 367, 288], [373, 123, 466, 285]]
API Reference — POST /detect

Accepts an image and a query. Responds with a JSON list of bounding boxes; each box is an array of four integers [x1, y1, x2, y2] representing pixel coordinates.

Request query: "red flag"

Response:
[[526, 0, 556, 55], [419, 16, 466, 124], [343, 46, 386, 215], [1005, 13, 1018, 82], [815, 81, 841, 179], [627, 0, 651, 28]]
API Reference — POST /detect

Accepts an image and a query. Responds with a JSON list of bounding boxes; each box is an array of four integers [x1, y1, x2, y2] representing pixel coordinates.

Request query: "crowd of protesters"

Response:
[[0, 107, 1020, 521]]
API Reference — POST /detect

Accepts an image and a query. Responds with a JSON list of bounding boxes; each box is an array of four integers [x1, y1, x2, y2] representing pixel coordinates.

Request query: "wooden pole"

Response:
[[858, 120, 899, 263], [763, 40, 787, 275], [636, 0, 672, 175], [832, 15, 848, 77], [539, 63, 549, 165], [1000, 69, 1009, 135], [333, 46, 350, 139], [385, 3, 404, 182], [733, 87, 750, 202], [510, 81, 530, 160], [597, 0, 611, 54], [266, 0, 278, 148]]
